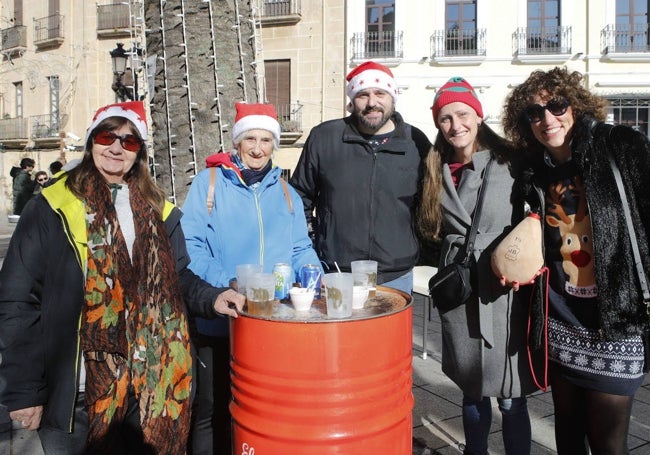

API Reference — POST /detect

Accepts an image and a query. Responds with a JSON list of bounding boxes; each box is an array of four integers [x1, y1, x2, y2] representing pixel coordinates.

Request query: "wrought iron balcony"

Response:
[[276, 103, 303, 145], [0, 117, 29, 148], [34, 14, 65, 48], [351, 31, 404, 60], [601, 23, 650, 54], [513, 25, 572, 55], [0, 25, 27, 56], [430, 28, 487, 58], [31, 114, 60, 139], [261, 0, 301, 25], [97, 2, 131, 37]]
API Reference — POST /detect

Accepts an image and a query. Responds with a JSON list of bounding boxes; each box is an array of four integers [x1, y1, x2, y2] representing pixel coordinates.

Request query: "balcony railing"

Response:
[[0, 117, 29, 141], [97, 3, 131, 37], [351, 31, 404, 60], [430, 28, 487, 58], [34, 14, 65, 48], [260, 0, 301, 25], [0, 25, 27, 54], [263, 0, 300, 17], [513, 25, 572, 55], [31, 114, 60, 139], [276, 103, 303, 145], [601, 23, 650, 54]]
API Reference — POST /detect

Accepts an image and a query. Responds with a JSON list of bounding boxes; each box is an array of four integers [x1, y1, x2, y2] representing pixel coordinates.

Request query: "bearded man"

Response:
[[290, 61, 431, 293]]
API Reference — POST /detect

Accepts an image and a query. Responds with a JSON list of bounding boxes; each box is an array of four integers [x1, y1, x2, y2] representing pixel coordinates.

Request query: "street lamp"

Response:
[[110, 42, 135, 101]]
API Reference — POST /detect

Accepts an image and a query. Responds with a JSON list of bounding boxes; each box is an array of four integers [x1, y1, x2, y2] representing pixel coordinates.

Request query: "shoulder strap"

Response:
[[463, 157, 494, 264], [206, 167, 217, 215], [606, 142, 650, 314], [280, 178, 294, 214]]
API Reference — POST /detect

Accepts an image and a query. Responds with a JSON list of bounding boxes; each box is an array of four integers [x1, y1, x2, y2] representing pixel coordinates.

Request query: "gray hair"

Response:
[[231, 131, 279, 154]]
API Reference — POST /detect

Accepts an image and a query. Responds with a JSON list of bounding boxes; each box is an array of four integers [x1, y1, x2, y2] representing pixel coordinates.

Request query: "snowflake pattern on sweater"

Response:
[[549, 317, 645, 380]]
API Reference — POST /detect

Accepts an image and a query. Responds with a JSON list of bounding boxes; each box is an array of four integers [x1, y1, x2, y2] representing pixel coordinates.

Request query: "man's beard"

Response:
[[354, 105, 394, 132]]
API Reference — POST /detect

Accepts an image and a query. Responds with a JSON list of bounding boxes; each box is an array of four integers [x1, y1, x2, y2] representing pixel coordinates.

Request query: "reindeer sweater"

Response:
[[524, 116, 650, 380]]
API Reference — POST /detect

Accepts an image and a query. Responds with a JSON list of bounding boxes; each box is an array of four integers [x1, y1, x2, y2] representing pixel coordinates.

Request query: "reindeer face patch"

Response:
[[545, 175, 597, 298]]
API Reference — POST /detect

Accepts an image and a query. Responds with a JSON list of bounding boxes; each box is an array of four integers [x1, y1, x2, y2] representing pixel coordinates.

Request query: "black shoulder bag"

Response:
[[428, 158, 493, 313], [607, 143, 650, 372]]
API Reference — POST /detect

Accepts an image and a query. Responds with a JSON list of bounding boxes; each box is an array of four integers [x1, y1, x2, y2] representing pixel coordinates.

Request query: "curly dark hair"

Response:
[[502, 67, 608, 156]]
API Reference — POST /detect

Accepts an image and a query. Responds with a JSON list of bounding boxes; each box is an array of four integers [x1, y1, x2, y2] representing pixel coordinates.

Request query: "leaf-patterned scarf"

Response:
[[80, 172, 192, 454]]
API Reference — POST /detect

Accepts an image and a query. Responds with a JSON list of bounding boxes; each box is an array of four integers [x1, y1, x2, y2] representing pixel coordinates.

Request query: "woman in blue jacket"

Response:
[[181, 102, 321, 455]]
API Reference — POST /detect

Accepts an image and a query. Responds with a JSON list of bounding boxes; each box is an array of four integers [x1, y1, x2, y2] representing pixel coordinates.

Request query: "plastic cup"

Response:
[[245, 272, 276, 317], [236, 263, 263, 296], [289, 287, 315, 312], [352, 285, 369, 309], [351, 260, 378, 298], [323, 272, 353, 318]]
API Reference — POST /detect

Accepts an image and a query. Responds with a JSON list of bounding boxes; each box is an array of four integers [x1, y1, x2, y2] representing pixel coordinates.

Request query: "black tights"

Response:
[[550, 365, 634, 455]]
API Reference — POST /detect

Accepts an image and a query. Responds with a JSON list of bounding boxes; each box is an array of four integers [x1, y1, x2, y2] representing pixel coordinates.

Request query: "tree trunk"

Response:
[[144, 0, 259, 204]]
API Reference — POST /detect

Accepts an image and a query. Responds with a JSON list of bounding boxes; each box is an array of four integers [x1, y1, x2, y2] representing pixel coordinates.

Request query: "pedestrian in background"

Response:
[[0, 101, 244, 455], [503, 66, 649, 455], [181, 102, 320, 455], [49, 160, 63, 177], [33, 171, 49, 195], [11, 157, 35, 215], [290, 61, 431, 294], [419, 77, 535, 455]]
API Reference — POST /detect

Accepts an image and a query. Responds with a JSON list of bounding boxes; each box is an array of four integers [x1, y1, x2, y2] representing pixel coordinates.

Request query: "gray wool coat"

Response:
[[437, 150, 537, 400]]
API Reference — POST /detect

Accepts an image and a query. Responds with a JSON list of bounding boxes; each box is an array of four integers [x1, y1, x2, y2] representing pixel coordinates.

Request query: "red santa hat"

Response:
[[346, 61, 399, 112], [85, 101, 148, 145], [431, 77, 484, 127], [231, 102, 281, 145]]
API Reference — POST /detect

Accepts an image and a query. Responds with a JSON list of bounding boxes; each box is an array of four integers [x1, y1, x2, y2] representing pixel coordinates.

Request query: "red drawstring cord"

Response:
[[527, 266, 550, 392]]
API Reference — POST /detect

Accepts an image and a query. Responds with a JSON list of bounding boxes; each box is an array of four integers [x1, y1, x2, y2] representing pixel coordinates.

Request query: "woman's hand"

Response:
[[498, 270, 542, 291], [10, 406, 43, 431], [213, 289, 245, 318]]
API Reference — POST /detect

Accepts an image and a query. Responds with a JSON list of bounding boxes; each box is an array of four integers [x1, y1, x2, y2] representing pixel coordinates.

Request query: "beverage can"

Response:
[[300, 264, 322, 299], [273, 263, 293, 301]]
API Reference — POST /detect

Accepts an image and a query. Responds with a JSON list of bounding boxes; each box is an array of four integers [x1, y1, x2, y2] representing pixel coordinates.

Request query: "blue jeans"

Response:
[[381, 270, 413, 295], [462, 395, 531, 455]]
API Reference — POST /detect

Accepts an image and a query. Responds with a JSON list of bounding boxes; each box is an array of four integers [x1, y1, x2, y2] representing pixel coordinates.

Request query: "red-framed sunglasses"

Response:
[[94, 130, 143, 152]]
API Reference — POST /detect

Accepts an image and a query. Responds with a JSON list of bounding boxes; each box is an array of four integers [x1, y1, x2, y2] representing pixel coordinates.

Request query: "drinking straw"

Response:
[[334, 262, 341, 273]]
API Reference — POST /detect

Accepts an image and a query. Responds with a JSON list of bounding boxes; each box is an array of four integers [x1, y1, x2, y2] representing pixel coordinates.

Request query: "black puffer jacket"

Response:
[[289, 112, 431, 283], [525, 117, 650, 356]]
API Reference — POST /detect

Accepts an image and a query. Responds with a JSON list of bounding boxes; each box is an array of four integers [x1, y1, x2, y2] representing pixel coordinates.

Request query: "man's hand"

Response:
[[10, 406, 43, 431], [214, 289, 245, 318]]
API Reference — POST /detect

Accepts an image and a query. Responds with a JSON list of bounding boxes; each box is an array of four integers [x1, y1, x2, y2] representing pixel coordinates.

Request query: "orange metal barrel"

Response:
[[230, 287, 413, 454]]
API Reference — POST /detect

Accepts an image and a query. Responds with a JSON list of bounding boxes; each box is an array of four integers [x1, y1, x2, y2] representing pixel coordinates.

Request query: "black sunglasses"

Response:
[[37, 177, 49, 182], [524, 97, 570, 123], [94, 130, 143, 152]]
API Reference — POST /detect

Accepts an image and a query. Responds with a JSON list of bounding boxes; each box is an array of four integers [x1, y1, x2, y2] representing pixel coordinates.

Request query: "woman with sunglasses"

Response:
[[0, 101, 245, 454], [503, 67, 649, 455], [418, 77, 536, 455]]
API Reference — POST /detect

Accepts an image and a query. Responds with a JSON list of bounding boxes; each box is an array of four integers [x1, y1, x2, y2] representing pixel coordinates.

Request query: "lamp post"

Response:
[[110, 42, 137, 101]]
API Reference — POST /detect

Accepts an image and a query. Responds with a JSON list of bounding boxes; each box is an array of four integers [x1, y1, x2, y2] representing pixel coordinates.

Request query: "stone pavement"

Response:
[[1, 212, 649, 454]]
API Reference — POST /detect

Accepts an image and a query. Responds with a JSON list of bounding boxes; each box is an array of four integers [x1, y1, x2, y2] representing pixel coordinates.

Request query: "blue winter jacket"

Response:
[[181, 157, 321, 335]]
